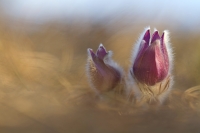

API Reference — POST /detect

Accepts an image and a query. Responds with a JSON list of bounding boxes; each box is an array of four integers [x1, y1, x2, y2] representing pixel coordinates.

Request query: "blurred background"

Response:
[[0, 0, 200, 133]]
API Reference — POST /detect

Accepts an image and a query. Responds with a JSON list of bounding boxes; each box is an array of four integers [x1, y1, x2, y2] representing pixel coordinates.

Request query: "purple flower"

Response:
[[131, 29, 170, 86], [86, 44, 123, 92], [128, 28, 173, 104]]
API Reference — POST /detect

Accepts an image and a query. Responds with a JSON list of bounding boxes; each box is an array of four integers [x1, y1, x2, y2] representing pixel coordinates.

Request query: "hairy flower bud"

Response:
[[129, 28, 173, 104], [133, 30, 169, 85], [86, 44, 123, 93]]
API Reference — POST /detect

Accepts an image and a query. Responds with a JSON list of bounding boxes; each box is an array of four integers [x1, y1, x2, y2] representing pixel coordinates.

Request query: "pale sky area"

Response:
[[0, 0, 200, 29]]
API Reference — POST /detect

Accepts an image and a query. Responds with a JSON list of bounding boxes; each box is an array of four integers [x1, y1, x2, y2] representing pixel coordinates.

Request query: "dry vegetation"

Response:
[[0, 18, 200, 133]]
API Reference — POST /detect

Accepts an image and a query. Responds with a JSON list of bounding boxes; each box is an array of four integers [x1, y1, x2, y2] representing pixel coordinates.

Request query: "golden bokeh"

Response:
[[0, 5, 199, 133]]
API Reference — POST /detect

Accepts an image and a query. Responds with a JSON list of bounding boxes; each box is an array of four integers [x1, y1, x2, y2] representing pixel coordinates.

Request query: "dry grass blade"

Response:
[[182, 85, 200, 112]]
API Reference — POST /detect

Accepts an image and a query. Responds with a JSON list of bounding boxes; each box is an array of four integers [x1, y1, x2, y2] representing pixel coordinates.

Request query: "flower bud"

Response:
[[132, 29, 169, 85], [129, 28, 173, 104], [86, 44, 123, 93]]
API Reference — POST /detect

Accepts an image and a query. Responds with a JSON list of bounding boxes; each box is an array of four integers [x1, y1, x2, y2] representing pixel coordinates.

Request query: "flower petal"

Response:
[[96, 44, 107, 60], [88, 48, 96, 60], [151, 31, 160, 44]]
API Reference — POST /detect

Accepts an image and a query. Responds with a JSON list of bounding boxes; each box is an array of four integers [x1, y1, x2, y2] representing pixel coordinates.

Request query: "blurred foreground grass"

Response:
[[0, 19, 200, 133]]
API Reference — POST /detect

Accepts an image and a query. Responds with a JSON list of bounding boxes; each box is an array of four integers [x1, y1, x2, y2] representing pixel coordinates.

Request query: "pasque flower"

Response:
[[86, 44, 123, 93], [129, 28, 173, 104], [85, 28, 173, 104], [132, 29, 169, 85]]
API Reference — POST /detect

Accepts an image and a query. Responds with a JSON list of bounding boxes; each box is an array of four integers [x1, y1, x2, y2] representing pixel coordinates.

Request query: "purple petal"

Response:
[[88, 48, 96, 61], [161, 32, 166, 52], [96, 44, 107, 60], [151, 31, 160, 44], [161, 32, 169, 73], [139, 29, 150, 50], [160, 32, 166, 54], [133, 44, 157, 85], [143, 29, 150, 44], [135, 29, 150, 62]]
